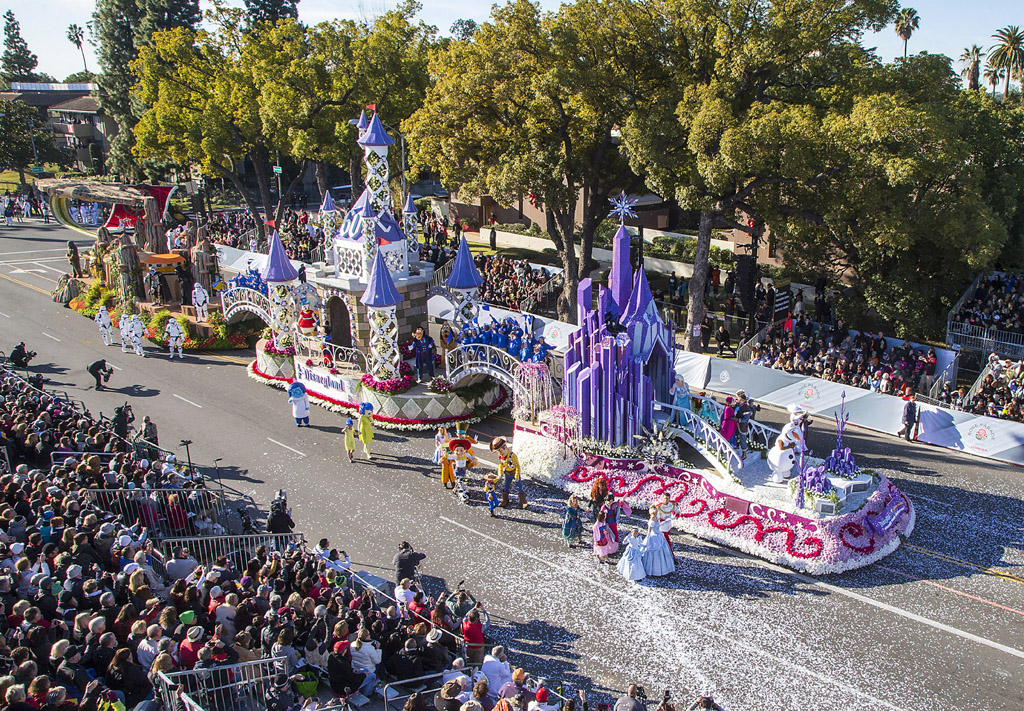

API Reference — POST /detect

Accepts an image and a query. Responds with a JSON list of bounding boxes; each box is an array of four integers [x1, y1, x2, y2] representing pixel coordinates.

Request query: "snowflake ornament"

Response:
[[608, 191, 638, 224]]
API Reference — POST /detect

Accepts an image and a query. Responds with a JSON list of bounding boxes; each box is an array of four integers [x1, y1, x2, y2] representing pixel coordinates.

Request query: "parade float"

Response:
[[511, 195, 914, 576]]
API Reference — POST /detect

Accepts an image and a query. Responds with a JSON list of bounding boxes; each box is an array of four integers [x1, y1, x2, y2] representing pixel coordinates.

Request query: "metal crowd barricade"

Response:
[[157, 657, 285, 711], [83, 487, 227, 540], [384, 671, 447, 711], [158, 532, 304, 568], [50, 451, 119, 468]]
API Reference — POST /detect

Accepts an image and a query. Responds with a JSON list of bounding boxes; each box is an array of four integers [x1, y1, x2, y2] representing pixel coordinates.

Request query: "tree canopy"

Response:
[[1, 11, 40, 86]]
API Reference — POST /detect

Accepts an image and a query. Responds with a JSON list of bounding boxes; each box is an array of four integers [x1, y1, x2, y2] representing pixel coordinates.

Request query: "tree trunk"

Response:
[[273, 160, 309, 230], [1006, 71, 1011, 101], [218, 166, 265, 244], [546, 210, 579, 323], [17, 166, 26, 190], [314, 161, 328, 203], [251, 152, 273, 242], [685, 209, 715, 352], [349, 144, 363, 201]]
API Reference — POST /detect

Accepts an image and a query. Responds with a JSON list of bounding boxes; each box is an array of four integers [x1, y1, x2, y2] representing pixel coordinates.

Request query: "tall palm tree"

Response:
[[989, 25, 1024, 99], [983, 63, 1005, 95], [66, 24, 87, 73], [959, 45, 984, 91], [894, 7, 920, 59]]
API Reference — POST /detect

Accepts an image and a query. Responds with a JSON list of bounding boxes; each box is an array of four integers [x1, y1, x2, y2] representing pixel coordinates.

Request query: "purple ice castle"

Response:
[[563, 224, 674, 446]]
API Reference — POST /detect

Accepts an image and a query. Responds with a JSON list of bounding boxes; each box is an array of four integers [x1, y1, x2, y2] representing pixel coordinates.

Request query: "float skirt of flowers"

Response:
[[550, 450, 914, 576], [248, 360, 509, 430]]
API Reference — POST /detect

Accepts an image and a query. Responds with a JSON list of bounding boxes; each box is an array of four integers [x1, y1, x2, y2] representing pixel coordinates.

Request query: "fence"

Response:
[[429, 259, 455, 290], [657, 401, 743, 476], [736, 319, 772, 362], [295, 334, 367, 373], [964, 361, 995, 403], [158, 532, 304, 568], [928, 351, 960, 399], [82, 487, 228, 539], [945, 321, 1024, 360], [156, 657, 286, 711]]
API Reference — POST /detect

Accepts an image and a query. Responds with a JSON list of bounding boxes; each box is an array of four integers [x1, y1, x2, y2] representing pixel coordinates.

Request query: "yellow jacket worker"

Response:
[[491, 437, 525, 509]]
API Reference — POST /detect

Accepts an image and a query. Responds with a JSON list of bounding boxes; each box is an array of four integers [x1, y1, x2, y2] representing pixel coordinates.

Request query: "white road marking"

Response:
[[0, 247, 83, 256], [912, 494, 952, 508], [267, 438, 307, 457], [441, 516, 903, 710], [109, 364, 122, 371], [172, 394, 203, 408], [33, 262, 67, 274], [0, 310, 8, 318], [9, 268, 46, 274], [41, 333, 61, 342], [0, 256, 69, 264]]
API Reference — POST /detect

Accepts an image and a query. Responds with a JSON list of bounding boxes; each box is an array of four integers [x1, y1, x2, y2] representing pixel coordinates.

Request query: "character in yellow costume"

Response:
[[491, 437, 525, 509]]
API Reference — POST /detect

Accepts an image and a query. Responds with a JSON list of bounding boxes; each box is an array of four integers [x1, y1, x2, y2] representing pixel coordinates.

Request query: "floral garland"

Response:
[[262, 337, 297, 356], [557, 454, 914, 575], [360, 372, 416, 394], [248, 361, 509, 430]]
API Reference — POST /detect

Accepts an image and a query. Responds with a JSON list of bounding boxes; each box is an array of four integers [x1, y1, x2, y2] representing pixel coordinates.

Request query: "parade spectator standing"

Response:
[[899, 393, 919, 441]]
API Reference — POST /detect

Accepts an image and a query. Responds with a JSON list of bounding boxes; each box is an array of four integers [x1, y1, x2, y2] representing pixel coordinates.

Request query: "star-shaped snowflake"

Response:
[[608, 191, 638, 223]]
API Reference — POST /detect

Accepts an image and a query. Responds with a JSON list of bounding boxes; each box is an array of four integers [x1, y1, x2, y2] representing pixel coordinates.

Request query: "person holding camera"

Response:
[[9, 343, 35, 368], [87, 359, 113, 391], [394, 541, 426, 585]]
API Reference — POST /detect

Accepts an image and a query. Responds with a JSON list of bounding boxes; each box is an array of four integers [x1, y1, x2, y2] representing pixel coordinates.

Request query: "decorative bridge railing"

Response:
[[220, 286, 273, 325], [690, 394, 780, 451], [655, 401, 746, 478], [445, 344, 521, 391], [295, 333, 367, 373]]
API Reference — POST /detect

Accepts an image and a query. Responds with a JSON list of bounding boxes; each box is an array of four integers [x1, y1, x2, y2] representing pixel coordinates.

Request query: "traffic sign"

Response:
[[31, 165, 44, 174], [273, 165, 282, 175]]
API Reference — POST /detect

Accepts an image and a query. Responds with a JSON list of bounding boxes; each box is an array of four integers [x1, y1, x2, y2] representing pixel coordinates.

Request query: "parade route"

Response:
[[1, 222, 1023, 710]]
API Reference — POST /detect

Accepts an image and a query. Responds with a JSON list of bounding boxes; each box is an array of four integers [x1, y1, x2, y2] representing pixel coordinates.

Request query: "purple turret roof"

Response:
[[356, 110, 369, 132], [361, 249, 402, 308], [320, 190, 336, 213], [445, 235, 483, 290], [620, 267, 669, 361], [357, 113, 395, 148], [402, 194, 417, 214], [609, 224, 632, 315], [262, 231, 298, 283]]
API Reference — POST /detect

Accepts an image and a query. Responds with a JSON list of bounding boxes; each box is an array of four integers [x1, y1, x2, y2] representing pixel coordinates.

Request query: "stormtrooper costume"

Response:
[[163, 318, 185, 359], [119, 315, 133, 353], [94, 306, 116, 346], [767, 404, 810, 484], [192, 283, 210, 322], [128, 315, 147, 357]]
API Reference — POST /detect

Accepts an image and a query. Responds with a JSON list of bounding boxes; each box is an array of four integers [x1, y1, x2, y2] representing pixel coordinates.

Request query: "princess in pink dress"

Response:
[[592, 509, 619, 563]]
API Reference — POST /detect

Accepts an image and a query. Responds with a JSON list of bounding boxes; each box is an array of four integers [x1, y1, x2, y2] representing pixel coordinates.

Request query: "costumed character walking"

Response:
[[562, 495, 583, 548], [483, 473, 500, 516], [412, 327, 436, 381], [128, 315, 146, 357], [66, 241, 84, 278], [653, 493, 677, 560], [119, 315, 132, 353], [601, 494, 632, 543], [492, 437, 525, 509], [641, 507, 676, 577], [358, 403, 374, 459], [432, 427, 448, 464], [288, 382, 310, 427], [192, 283, 210, 322], [446, 437, 477, 504], [146, 267, 162, 305], [767, 404, 811, 484], [592, 509, 618, 563], [162, 318, 185, 359], [94, 305, 116, 346], [344, 418, 356, 462], [617, 529, 646, 582]]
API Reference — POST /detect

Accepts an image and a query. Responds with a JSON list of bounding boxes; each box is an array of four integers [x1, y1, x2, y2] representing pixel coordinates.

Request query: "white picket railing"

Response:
[[656, 401, 743, 477], [220, 286, 273, 325], [689, 394, 780, 451], [445, 343, 521, 391], [295, 333, 367, 372]]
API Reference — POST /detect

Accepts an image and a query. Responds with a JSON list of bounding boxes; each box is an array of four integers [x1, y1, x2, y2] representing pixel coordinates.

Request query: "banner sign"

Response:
[[294, 362, 356, 401]]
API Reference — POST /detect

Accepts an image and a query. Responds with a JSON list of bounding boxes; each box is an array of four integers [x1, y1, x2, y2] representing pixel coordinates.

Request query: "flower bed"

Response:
[[526, 437, 914, 575], [360, 372, 416, 395], [514, 428, 581, 485]]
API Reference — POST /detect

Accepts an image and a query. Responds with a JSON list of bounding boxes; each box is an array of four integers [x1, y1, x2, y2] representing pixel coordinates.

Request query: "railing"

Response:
[[0, 448, 9, 475], [82, 488, 228, 540], [429, 259, 455, 289], [964, 361, 995, 403], [688, 394, 780, 451], [158, 532, 304, 568], [945, 271, 986, 339], [736, 319, 773, 363], [656, 401, 743, 477], [295, 333, 367, 372], [156, 657, 286, 711], [445, 344, 522, 389], [520, 273, 564, 313], [309, 244, 325, 264], [945, 321, 1024, 360], [50, 450, 119, 468], [220, 286, 274, 324], [928, 351, 960, 399], [384, 672, 447, 711]]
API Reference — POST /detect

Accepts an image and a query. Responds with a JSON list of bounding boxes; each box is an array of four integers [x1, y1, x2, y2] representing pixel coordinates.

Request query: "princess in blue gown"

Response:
[[617, 529, 647, 582], [642, 507, 676, 577]]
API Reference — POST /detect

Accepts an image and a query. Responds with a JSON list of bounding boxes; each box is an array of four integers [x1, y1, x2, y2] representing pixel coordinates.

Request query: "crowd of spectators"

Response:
[[7, 365, 726, 711], [948, 273, 1024, 335], [934, 354, 1024, 421], [203, 212, 259, 250], [475, 255, 557, 312], [748, 314, 939, 399]]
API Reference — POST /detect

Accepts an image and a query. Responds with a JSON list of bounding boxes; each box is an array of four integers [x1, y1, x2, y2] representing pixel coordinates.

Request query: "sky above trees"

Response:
[[13, 0, 1024, 83]]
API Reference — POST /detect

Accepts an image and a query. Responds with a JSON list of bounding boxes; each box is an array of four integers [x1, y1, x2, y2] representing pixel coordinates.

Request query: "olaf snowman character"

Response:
[[192, 282, 210, 322], [163, 318, 185, 359], [94, 305, 116, 346], [767, 404, 812, 484]]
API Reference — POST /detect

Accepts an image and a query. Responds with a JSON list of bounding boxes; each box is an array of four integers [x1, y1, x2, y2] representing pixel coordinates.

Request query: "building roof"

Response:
[[361, 249, 402, 308], [0, 89, 90, 109], [47, 96, 101, 114], [357, 113, 395, 148], [445, 235, 483, 290], [262, 231, 299, 282]]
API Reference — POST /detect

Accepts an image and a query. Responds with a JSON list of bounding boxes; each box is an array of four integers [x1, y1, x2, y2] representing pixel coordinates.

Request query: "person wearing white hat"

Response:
[[767, 403, 812, 483]]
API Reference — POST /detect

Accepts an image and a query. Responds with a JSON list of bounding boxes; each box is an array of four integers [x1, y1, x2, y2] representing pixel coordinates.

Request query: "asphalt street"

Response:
[[1, 220, 1022, 710]]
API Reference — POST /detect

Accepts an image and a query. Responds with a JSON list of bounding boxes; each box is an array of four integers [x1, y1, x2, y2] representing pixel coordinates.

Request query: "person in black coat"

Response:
[[105, 648, 153, 708], [328, 648, 368, 697], [421, 630, 450, 674], [393, 542, 425, 584], [387, 639, 424, 681]]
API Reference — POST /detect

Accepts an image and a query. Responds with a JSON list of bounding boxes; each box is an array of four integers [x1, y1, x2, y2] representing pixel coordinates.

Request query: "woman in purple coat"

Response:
[[719, 396, 738, 445]]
